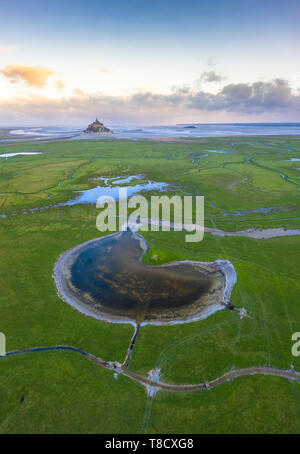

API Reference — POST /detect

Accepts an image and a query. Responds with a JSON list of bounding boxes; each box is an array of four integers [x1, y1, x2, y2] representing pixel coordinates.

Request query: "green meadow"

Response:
[[0, 136, 300, 433]]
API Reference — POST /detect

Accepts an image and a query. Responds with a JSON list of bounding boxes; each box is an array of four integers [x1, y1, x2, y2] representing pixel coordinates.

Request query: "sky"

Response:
[[0, 0, 300, 126]]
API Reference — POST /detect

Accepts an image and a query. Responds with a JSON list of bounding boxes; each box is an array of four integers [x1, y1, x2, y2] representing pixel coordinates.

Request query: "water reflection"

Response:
[[54, 230, 235, 325]]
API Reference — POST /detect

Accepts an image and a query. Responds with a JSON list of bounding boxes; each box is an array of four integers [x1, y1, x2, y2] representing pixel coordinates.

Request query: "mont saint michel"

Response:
[[84, 118, 113, 134]]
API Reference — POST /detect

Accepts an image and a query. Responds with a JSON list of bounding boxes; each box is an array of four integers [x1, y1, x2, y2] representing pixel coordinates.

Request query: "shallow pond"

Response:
[[54, 230, 236, 326], [0, 152, 41, 158], [209, 200, 279, 216], [206, 149, 232, 154], [64, 174, 169, 206]]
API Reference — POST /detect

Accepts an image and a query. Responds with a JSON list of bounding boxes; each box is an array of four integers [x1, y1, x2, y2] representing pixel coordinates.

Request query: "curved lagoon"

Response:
[[53, 230, 236, 326]]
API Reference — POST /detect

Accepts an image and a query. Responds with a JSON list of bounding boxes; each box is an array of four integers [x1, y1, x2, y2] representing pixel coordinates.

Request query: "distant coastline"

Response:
[[1, 122, 300, 142]]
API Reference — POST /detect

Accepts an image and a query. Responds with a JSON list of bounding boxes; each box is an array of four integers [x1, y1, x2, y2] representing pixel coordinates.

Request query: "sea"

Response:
[[2, 123, 300, 142]]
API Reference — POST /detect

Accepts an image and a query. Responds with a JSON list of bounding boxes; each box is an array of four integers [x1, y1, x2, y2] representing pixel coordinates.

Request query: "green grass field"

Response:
[[0, 136, 300, 433]]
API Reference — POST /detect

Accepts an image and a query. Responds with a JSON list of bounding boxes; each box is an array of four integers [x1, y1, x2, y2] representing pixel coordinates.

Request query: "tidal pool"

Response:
[[53, 230, 236, 326], [64, 174, 169, 206], [206, 149, 232, 154], [0, 152, 41, 158], [208, 200, 280, 216]]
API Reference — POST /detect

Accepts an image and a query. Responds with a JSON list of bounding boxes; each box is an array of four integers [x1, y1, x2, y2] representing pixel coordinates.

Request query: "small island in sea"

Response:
[[84, 118, 113, 134]]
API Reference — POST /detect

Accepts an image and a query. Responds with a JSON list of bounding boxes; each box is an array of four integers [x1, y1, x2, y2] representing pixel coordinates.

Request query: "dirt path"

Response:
[[122, 324, 141, 369], [2, 345, 300, 393]]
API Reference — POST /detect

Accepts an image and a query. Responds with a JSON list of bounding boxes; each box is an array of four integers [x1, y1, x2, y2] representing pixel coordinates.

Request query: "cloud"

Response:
[[170, 78, 297, 114], [56, 80, 65, 90], [123, 78, 300, 115], [215, 78, 294, 112], [0, 78, 299, 124], [1, 65, 54, 87], [199, 70, 225, 83], [220, 83, 252, 99], [0, 46, 15, 53], [73, 88, 84, 96]]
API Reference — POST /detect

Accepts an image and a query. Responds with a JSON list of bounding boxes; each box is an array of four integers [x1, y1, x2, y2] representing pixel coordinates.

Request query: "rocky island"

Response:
[[84, 118, 113, 134]]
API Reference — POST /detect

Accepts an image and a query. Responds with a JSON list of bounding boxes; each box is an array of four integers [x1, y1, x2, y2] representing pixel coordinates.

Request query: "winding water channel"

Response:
[[2, 346, 300, 394]]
